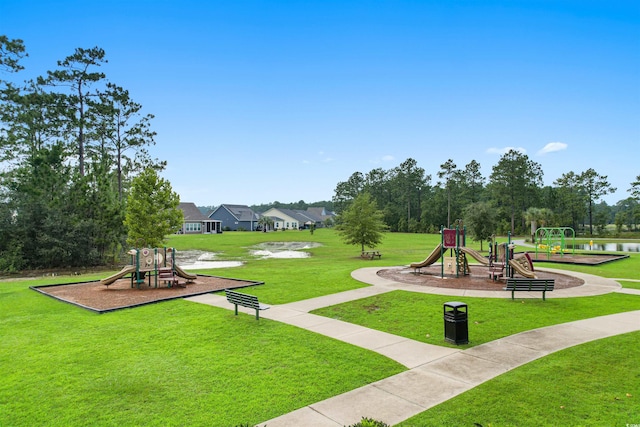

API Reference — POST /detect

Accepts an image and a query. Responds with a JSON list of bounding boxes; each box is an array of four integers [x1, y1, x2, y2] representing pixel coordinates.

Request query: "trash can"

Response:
[[444, 301, 468, 345]]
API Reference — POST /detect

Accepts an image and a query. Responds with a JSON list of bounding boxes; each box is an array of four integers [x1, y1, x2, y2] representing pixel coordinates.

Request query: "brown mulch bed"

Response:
[[32, 275, 263, 313], [529, 252, 629, 265], [377, 265, 584, 291]]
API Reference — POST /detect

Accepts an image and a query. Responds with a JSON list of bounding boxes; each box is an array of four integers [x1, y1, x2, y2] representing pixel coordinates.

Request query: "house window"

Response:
[[286, 222, 289, 229], [292, 222, 298, 229], [185, 223, 201, 232]]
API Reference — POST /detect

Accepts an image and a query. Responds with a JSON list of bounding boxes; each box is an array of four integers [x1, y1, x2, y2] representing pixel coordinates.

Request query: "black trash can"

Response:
[[444, 301, 468, 345]]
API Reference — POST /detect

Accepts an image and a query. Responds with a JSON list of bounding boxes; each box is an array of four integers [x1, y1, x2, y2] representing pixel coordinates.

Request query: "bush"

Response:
[[346, 417, 390, 427]]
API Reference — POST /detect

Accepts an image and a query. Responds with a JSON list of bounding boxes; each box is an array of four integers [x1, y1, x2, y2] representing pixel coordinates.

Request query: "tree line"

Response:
[[332, 154, 640, 238], [0, 36, 166, 271], [2, 34, 639, 271]]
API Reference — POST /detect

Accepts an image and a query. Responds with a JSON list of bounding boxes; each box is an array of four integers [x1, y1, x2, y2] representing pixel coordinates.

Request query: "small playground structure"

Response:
[[100, 247, 198, 288], [534, 227, 576, 260], [410, 225, 489, 277], [410, 225, 536, 279]]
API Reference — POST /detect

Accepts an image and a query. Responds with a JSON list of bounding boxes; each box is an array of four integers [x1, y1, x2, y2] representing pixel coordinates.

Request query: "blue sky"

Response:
[[2, 0, 638, 206]]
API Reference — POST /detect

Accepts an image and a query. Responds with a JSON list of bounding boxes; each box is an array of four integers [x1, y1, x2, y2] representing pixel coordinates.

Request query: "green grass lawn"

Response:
[[1, 229, 639, 426], [397, 331, 640, 427], [618, 280, 640, 290], [312, 291, 640, 348], [0, 277, 404, 427]]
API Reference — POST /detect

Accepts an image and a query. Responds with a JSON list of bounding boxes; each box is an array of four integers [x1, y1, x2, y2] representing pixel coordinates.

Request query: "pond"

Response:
[[250, 241, 323, 259], [174, 250, 243, 270], [566, 243, 640, 252], [173, 242, 323, 269]]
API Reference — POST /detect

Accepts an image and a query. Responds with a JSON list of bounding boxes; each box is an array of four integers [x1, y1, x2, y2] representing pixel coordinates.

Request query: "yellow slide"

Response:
[[410, 244, 443, 272], [100, 265, 136, 286], [458, 247, 490, 265]]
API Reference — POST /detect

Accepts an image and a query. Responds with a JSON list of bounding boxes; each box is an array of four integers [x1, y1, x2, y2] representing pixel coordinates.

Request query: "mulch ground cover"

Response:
[[32, 275, 263, 313], [529, 252, 629, 265], [31, 252, 618, 312], [378, 265, 584, 291]]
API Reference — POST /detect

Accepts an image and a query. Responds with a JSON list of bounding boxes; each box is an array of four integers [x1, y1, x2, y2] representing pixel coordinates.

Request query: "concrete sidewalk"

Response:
[[255, 311, 640, 427], [185, 266, 640, 427]]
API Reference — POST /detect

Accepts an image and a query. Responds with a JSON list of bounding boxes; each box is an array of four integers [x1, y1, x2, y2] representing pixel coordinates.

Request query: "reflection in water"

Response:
[[251, 250, 309, 259], [172, 242, 324, 268], [250, 241, 322, 259], [566, 243, 640, 252], [174, 250, 243, 270]]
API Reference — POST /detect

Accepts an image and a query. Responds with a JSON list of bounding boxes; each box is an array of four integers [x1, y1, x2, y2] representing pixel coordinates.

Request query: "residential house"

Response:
[[178, 202, 222, 234], [208, 204, 259, 231], [305, 207, 336, 226], [261, 207, 332, 230]]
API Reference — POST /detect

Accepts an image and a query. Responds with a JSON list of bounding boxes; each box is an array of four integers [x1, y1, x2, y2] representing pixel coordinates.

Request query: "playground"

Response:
[[8, 229, 638, 426], [31, 235, 627, 313], [32, 246, 263, 312], [32, 274, 263, 313], [378, 264, 583, 290]]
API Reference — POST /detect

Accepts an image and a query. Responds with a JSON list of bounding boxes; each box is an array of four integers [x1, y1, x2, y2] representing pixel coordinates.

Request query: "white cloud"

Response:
[[487, 146, 527, 155], [537, 142, 568, 155], [370, 154, 395, 164]]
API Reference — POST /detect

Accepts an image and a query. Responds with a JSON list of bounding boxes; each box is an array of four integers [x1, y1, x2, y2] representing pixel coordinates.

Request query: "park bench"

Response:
[[504, 278, 555, 301], [361, 251, 382, 260], [225, 289, 270, 320]]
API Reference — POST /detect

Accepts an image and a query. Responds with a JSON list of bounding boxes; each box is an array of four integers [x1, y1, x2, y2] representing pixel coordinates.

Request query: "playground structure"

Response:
[[410, 226, 536, 279], [100, 247, 198, 288], [410, 225, 489, 277], [534, 227, 575, 260]]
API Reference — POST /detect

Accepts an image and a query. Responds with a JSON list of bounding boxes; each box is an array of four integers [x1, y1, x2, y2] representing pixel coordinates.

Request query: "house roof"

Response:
[[306, 207, 335, 221], [178, 202, 210, 221], [276, 208, 318, 224], [218, 204, 258, 222]]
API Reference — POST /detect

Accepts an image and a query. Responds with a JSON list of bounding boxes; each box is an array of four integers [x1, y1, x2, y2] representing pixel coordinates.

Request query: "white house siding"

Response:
[[262, 208, 299, 230]]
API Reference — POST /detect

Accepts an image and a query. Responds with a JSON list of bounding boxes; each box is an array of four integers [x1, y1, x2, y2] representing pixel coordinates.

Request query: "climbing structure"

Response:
[[100, 247, 197, 287]]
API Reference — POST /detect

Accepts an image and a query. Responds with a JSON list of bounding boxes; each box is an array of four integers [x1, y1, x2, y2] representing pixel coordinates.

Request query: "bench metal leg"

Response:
[[234, 304, 238, 316]]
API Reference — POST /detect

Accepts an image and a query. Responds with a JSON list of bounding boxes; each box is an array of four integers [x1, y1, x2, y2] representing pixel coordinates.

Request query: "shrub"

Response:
[[346, 417, 390, 427]]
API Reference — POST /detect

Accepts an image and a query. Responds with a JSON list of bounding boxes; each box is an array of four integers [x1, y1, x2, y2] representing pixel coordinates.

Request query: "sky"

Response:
[[1, 0, 639, 207]]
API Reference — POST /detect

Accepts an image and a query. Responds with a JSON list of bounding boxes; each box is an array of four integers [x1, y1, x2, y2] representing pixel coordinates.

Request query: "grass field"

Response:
[[1, 229, 638, 426]]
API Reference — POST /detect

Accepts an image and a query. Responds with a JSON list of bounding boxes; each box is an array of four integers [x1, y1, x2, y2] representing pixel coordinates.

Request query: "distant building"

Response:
[[261, 207, 335, 230], [208, 204, 259, 231], [305, 207, 336, 225], [178, 202, 222, 234]]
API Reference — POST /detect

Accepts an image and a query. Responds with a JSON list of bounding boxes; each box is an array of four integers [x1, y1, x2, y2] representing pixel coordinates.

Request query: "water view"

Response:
[[250, 242, 322, 259], [174, 250, 243, 269], [174, 242, 324, 268], [566, 243, 640, 252]]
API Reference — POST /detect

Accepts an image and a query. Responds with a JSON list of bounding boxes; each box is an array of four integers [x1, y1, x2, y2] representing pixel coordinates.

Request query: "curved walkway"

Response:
[[351, 265, 623, 298], [186, 266, 640, 427]]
